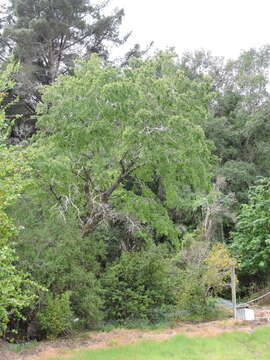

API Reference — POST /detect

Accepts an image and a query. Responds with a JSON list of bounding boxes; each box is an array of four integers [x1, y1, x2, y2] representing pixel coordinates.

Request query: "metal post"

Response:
[[231, 266, 237, 320]]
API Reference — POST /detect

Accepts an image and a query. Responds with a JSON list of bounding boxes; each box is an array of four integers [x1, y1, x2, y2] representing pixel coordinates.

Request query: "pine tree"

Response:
[[0, 0, 127, 142], [2, 0, 126, 87]]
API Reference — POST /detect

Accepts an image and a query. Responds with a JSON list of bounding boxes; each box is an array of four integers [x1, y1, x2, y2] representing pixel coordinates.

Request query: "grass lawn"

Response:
[[53, 326, 270, 360]]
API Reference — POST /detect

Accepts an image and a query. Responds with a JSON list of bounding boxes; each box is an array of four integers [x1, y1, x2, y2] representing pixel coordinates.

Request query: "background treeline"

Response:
[[1, 0, 270, 341]]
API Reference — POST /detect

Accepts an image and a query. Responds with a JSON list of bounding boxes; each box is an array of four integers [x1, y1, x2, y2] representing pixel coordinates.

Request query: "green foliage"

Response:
[[37, 291, 73, 339], [0, 62, 41, 336], [177, 242, 235, 316], [180, 47, 270, 206], [0, 246, 39, 336], [232, 177, 270, 276], [7, 44, 270, 337], [31, 52, 213, 243], [0, 0, 127, 143], [2, 0, 126, 86], [13, 198, 104, 328], [0, 59, 20, 141], [102, 246, 175, 321], [177, 267, 211, 316]]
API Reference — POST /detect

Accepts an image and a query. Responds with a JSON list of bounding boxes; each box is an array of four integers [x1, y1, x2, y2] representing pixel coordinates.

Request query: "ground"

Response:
[[0, 319, 265, 360]]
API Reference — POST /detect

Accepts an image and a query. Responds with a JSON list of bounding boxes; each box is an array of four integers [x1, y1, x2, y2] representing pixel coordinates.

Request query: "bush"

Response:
[[37, 291, 73, 339], [0, 245, 41, 337], [13, 200, 104, 329], [101, 246, 176, 321], [177, 266, 213, 316], [176, 241, 235, 318]]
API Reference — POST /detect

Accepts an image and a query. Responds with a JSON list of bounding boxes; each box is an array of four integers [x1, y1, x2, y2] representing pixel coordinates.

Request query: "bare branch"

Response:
[[140, 126, 170, 135]]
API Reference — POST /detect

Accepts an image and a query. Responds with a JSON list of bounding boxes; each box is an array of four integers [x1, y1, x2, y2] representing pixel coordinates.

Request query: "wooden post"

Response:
[[231, 266, 237, 320]]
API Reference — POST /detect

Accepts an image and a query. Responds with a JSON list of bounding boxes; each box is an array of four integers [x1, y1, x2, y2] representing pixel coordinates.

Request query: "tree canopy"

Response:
[[31, 53, 213, 243]]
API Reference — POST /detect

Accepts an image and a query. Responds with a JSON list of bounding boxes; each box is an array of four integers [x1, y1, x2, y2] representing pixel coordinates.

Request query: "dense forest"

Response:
[[1, 0, 270, 341]]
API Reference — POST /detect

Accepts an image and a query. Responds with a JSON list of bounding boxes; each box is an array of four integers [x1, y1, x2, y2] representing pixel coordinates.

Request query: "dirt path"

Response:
[[0, 319, 263, 360]]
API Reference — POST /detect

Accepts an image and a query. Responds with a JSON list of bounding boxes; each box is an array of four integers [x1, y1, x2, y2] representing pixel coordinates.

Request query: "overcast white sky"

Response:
[[109, 0, 270, 59], [1, 0, 270, 60]]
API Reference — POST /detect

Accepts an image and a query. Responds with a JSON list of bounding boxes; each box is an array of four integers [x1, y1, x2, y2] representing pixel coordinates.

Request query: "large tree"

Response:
[[29, 52, 213, 243], [0, 0, 127, 143], [2, 0, 126, 88]]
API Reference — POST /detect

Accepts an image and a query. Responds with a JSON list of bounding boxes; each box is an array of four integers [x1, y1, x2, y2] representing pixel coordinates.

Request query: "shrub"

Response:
[[102, 246, 175, 321], [13, 201, 104, 329], [177, 266, 213, 316], [176, 241, 236, 317], [37, 291, 73, 339]]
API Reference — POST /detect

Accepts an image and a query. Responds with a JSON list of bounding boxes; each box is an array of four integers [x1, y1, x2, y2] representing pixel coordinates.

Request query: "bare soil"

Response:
[[0, 319, 265, 360]]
